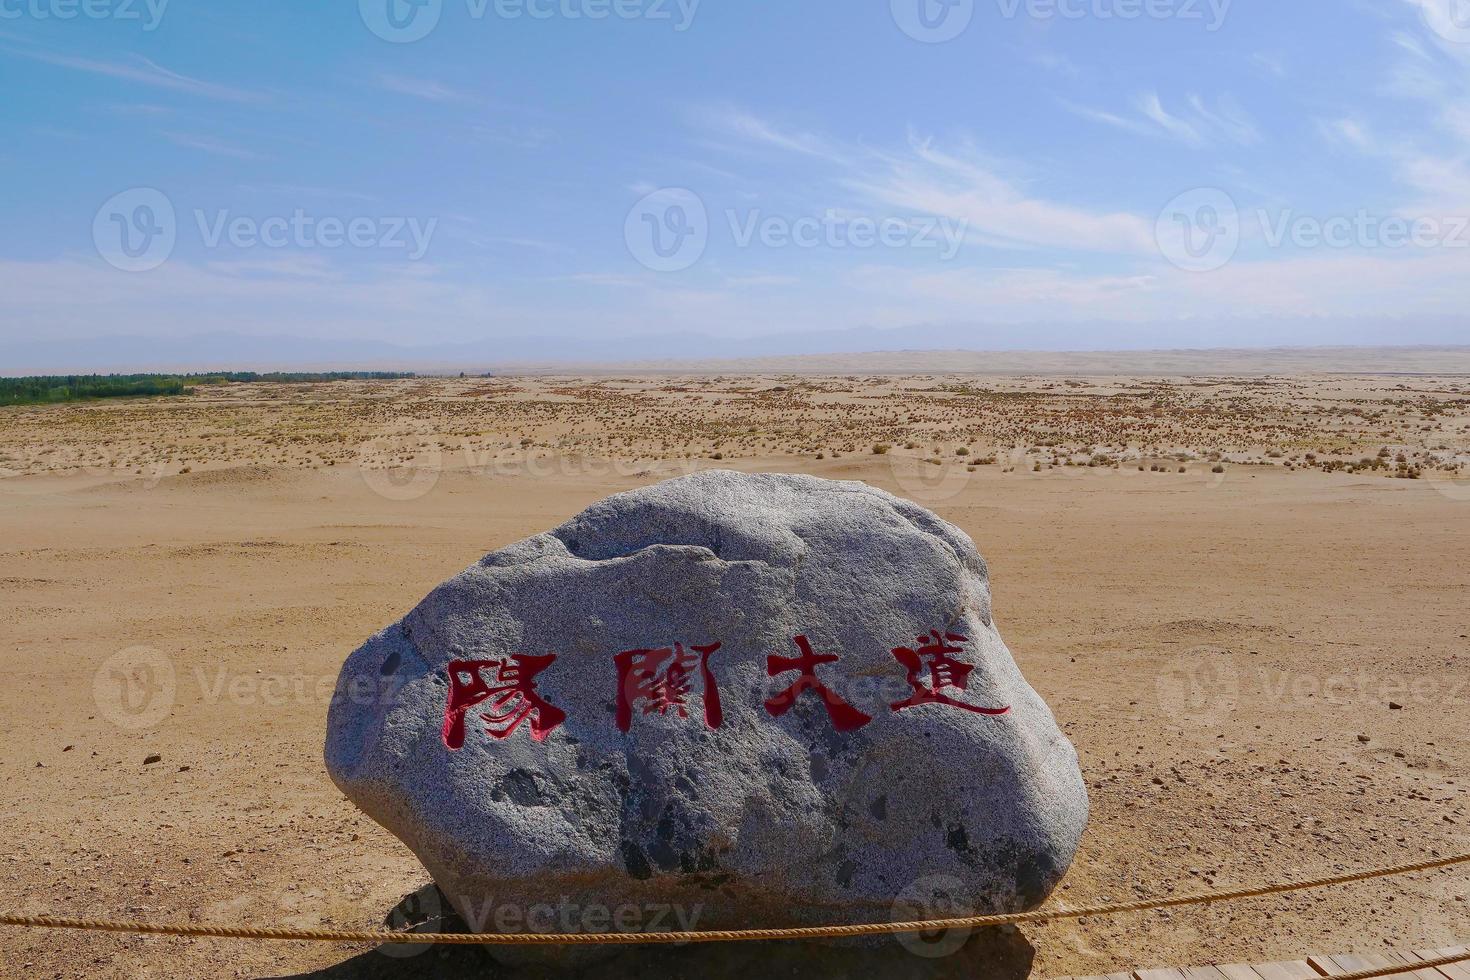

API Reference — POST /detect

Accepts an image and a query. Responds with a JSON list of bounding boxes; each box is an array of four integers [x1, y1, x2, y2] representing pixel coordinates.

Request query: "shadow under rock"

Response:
[[263, 885, 1038, 980]]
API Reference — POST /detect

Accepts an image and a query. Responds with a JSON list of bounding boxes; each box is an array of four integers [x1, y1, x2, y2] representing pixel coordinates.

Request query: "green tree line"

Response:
[[0, 371, 415, 406]]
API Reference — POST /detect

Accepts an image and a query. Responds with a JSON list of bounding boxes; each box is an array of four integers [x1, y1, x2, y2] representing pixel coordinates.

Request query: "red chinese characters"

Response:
[[763, 634, 873, 732], [890, 630, 1011, 716], [614, 642, 723, 731], [440, 628, 1010, 749], [442, 655, 566, 749]]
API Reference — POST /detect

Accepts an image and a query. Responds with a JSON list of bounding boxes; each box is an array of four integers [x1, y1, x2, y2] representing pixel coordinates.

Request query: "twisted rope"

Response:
[[1, 849, 1466, 945], [1306, 950, 1470, 980]]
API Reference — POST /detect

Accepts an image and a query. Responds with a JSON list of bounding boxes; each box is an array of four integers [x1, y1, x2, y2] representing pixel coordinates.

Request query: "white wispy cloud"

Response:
[[161, 131, 266, 160], [848, 247, 1470, 324], [724, 273, 800, 287], [236, 183, 382, 203], [376, 74, 476, 104], [1319, 117, 1374, 151], [1, 46, 263, 103], [700, 107, 843, 162], [465, 123, 552, 150], [473, 236, 574, 254], [1340, 6, 1470, 214], [1249, 51, 1288, 78], [106, 103, 176, 118], [1067, 92, 1259, 147], [1031, 51, 1081, 76], [704, 109, 1156, 255]]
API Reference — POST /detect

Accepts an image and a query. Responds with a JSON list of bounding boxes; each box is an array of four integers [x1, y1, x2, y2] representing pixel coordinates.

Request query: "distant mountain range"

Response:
[[4, 320, 1470, 376]]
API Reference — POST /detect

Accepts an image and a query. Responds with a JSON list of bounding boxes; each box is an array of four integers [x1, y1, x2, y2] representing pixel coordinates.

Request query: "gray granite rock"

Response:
[[325, 470, 1087, 961]]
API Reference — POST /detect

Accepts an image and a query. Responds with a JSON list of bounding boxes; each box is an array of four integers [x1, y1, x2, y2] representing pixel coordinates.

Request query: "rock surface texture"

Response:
[[326, 470, 1087, 956]]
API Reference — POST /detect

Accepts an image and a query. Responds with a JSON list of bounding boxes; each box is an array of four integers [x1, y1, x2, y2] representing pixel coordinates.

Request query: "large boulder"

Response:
[[325, 470, 1086, 959]]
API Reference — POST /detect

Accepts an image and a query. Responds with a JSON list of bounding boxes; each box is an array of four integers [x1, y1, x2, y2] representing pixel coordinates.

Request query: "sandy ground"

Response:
[[1, 375, 1468, 979]]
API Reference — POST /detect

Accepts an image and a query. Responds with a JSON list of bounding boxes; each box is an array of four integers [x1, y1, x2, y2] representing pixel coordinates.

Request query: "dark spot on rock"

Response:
[[836, 859, 856, 888], [1014, 850, 1059, 908], [379, 649, 401, 675], [679, 848, 720, 874], [607, 766, 630, 793], [869, 794, 888, 821], [490, 769, 545, 807], [621, 841, 652, 880], [648, 809, 684, 872], [946, 822, 980, 867]]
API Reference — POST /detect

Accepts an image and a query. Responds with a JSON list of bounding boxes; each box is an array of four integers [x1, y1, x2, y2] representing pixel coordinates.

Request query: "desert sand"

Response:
[[1, 372, 1467, 978]]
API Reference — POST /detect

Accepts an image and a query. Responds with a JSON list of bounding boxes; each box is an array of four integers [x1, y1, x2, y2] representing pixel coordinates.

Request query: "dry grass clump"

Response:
[[1, 373, 1465, 485]]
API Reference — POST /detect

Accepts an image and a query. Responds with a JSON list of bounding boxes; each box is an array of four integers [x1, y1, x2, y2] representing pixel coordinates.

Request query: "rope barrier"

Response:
[[1318, 950, 1470, 980], [1, 849, 1466, 946]]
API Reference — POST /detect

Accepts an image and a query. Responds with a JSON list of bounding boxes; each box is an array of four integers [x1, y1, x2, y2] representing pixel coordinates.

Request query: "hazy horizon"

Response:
[[7, 332, 1470, 377]]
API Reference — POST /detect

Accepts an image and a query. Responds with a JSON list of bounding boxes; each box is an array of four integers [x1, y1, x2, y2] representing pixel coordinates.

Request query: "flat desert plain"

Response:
[[1, 373, 1468, 979]]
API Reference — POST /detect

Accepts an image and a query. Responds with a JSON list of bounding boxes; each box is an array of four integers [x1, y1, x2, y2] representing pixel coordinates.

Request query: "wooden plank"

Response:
[[1309, 955, 1344, 975], [1379, 950, 1458, 980], [1215, 966, 1266, 980], [1050, 944, 1469, 980], [1410, 946, 1470, 980], [1316, 951, 1444, 979], [1245, 961, 1324, 980], [1217, 966, 1277, 980]]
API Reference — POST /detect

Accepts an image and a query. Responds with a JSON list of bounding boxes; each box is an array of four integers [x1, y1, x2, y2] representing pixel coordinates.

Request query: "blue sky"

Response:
[[3, 0, 1470, 360]]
